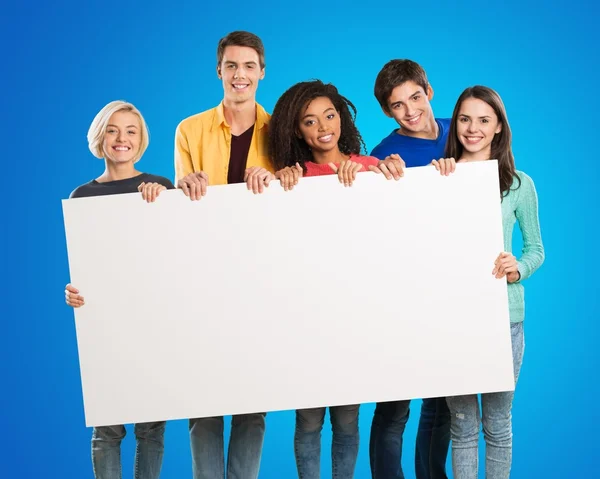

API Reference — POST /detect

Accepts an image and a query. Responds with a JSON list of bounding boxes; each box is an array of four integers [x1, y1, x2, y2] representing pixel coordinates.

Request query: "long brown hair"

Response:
[[445, 86, 520, 196]]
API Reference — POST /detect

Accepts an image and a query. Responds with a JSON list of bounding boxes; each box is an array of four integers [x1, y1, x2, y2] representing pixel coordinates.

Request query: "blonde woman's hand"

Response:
[[138, 182, 167, 203], [65, 283, 85, 308]]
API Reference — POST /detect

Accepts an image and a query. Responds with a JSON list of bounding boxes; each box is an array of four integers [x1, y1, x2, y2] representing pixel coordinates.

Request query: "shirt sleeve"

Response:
[[515, 173, 545, 281], [174, 122, 195, 184]]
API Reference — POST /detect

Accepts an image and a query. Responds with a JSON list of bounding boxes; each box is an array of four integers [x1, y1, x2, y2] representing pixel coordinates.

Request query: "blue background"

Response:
[[3, 1, 598, 477]]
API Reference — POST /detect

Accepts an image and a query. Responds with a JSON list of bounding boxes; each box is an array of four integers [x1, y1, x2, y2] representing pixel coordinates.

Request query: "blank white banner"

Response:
[[63, 160, 514, 427]]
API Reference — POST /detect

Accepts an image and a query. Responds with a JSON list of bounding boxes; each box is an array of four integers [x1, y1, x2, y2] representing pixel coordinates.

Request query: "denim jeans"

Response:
[[189, 413, 266, 479], [369, 399, 410, 478], [415, 397, 450, 479], [91, 421, 166, 479], [294, 405, 360, 479], [446, 322, 525, 479]]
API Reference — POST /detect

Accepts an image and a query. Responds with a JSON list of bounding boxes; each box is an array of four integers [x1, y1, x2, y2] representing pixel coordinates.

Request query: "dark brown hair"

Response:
[[269, 80, 366, 171], [445, 85, 520, 196], [374, 59, 429, 113], [217, 31, 265, 69]]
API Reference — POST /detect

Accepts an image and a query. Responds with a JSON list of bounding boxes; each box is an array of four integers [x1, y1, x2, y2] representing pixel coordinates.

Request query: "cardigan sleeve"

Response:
[[515, 172, 545, 281]]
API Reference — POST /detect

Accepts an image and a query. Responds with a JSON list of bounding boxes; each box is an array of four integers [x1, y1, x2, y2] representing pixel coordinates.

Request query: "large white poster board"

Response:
[[63, 161, 514, 427]]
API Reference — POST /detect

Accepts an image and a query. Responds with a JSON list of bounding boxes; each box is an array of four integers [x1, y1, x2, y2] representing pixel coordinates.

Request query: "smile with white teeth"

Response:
[[113, 146, 130, 151], [464, 136, 483, 143], [405, 114, 421, 124], [233, 84, 249, 90], [318, 134, 333, 142]]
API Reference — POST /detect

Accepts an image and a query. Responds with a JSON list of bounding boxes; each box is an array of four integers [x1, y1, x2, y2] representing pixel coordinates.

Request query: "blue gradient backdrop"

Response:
[[3, 1, 598, 477]]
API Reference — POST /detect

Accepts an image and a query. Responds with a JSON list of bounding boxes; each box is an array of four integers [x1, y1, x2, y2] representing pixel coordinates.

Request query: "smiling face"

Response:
[[297, 96, 342, 156], [218, 45, 264, 105], [456, 97, 502, 161], [101, 110, 141, 164], [385, 80, 435, 137]]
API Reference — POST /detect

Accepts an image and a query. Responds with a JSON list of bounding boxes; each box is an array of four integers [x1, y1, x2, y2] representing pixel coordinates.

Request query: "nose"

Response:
[[234, 66, 246, 79], [116, 130, 126, 142], [467, 121, 477, 133], [317, 120, 326, 131]]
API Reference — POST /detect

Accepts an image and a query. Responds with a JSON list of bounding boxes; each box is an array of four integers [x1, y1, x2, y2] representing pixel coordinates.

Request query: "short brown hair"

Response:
[[217, 31, 265, 69], [374, 59, 429, 113]]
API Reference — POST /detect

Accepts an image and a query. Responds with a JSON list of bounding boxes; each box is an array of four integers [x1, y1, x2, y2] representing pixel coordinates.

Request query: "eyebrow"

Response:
[[224, 61, 258, 66], [301, 107, 335, 121], [107, 124, 138, 128], [458, 114, 492, 119], [390, 89, 422, 107]]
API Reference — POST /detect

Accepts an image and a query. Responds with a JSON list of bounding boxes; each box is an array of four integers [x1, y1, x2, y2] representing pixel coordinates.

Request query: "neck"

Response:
[[460, 147, 491, 162], [97, 161, 141, 182], [311, 146, 348, 165], [399, 116, 438, 140], [223, 99, 256, 135]]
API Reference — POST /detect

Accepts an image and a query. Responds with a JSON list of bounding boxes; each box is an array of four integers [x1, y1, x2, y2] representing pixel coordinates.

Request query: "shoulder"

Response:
[[371, 130, 401, 156], [509, 170, 537, 202], [351, 154, 379, 167], [141, 174, 175, 190], [176, 107, 217, 132], [438, 118, 451, 129], [514, 170, 535, 191], [69, 180, 96, 198]]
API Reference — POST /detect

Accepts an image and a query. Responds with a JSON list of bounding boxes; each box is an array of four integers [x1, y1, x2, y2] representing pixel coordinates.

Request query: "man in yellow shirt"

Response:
[[174, 31, 271, 479], [175, 31, 274, 199]]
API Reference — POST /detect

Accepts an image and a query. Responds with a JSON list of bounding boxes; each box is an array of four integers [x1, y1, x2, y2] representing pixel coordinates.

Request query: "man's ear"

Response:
[[217, 65, 222, 79], [381, 105, 392, 118], [427, 84, 435, 101], [259, 67, 265, 80]]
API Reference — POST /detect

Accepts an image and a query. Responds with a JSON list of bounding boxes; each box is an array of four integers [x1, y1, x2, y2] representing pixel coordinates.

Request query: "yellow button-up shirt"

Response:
[[174, 102, 272, 185]]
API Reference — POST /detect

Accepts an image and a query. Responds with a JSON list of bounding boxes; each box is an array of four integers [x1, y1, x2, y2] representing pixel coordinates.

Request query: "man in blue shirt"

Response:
[[369, 59, 451, 479], [371, 59, 450, 168]]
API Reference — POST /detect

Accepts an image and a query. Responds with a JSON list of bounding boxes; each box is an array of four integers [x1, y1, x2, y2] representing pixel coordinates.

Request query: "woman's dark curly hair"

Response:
[[269, 80, 366, 171]]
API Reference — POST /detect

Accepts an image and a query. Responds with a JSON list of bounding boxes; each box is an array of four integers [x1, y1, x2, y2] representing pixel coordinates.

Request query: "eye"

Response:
[[459, 117, 469, 123], [106, 128, 117, 133], [227, 64, 235, 69], [326, 113, 335, 120], [247, 64, 255, 69], [413, 95, 420, 101], [481, 118, 489, 124], [127, 130, 137, 135], [304, 120, 315, 126]]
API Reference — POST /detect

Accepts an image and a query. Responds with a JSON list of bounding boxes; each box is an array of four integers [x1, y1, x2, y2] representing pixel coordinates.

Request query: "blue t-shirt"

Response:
[[370, 118, 451, 167]]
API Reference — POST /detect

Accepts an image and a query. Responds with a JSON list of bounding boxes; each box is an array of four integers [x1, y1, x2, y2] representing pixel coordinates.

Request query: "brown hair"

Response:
[[374, 59, 429, 113], [445, 85, 520, 196], [217, 31, 265, 69]]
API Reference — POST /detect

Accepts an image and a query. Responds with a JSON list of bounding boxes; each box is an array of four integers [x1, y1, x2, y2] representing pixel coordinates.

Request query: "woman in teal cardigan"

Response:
[[434, 85, 545, 479]]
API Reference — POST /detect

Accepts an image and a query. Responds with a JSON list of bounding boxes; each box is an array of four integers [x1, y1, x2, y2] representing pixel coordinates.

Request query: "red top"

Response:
[[304, 154, 380, 177]]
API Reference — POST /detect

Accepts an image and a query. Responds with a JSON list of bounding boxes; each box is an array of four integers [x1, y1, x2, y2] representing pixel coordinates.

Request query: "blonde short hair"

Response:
[[87, 100, 149, 163]]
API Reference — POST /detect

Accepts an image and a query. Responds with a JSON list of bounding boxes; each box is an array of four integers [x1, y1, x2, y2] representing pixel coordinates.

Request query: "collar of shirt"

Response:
[[211, 101, 269, 132]]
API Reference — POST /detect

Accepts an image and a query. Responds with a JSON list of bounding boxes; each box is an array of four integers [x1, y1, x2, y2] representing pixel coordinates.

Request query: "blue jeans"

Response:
[[294, 405, 360, 479], [415, 397, 450, 479], [189, 413, 266, 479], [446, 322, 525, 479], [91, 421, 166, 479], [369, 399, 410, 478]]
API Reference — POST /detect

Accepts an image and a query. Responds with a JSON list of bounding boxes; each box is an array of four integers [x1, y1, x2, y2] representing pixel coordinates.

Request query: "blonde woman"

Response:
[[65, 100, 173, 479]]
